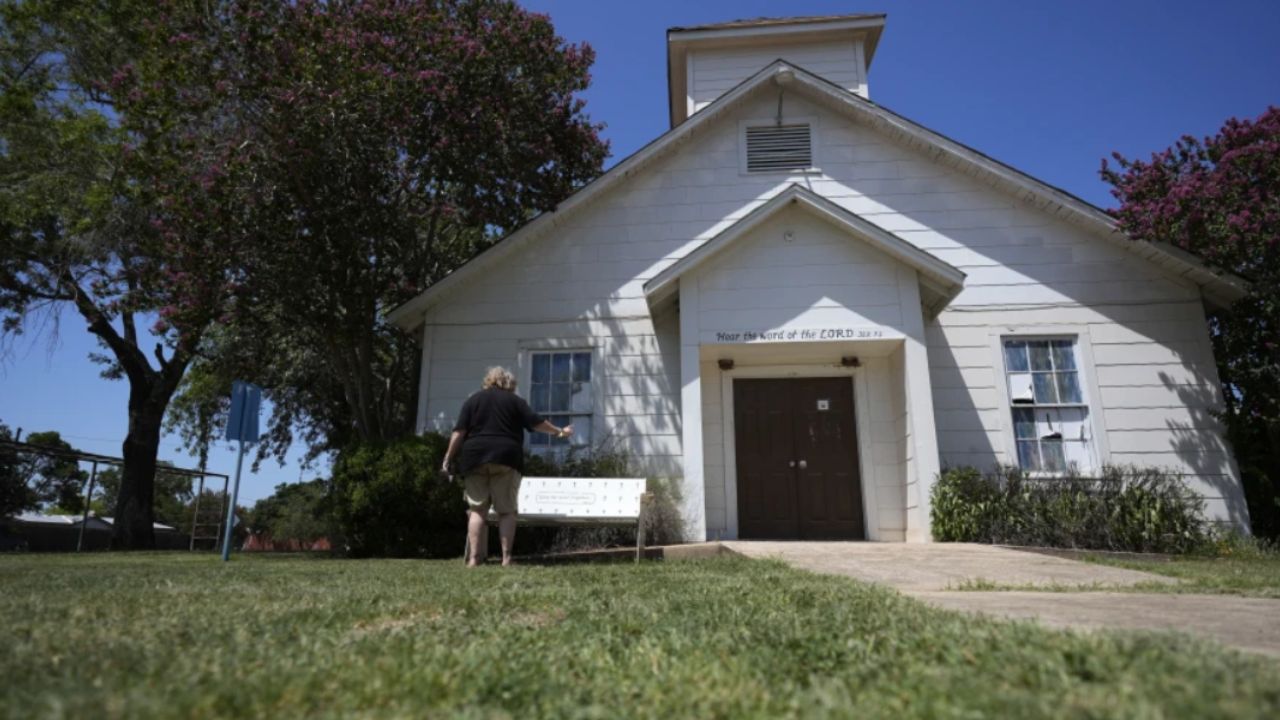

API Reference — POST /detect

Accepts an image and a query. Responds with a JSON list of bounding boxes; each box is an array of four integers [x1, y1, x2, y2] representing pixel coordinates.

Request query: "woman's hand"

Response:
[[440, 459, 451, 475], [560, 425, 574, 438]]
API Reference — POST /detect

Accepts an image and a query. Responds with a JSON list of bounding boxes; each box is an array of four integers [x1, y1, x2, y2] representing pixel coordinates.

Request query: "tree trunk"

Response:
[[111, 391, 165, 550]]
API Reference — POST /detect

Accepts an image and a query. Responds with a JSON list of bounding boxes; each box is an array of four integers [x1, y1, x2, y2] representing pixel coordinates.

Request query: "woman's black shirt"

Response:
[[452, 388, 544, 474]]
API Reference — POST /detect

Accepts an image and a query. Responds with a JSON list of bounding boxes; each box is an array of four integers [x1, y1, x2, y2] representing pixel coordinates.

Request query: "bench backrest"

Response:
[[512, 477, 647, 522]]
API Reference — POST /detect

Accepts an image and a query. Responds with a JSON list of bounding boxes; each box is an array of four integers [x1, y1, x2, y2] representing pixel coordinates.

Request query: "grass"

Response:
[[2, 553, 1279, 719], [951, 551, 1280, 598], [1084, 551, 1280, 598]]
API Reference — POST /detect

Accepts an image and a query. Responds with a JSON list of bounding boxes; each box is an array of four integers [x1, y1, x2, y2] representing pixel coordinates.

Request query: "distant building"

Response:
[[2, 513, 185, 551]]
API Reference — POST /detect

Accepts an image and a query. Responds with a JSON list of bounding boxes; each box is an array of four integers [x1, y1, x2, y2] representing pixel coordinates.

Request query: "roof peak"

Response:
[[668, 13, 886, 34]]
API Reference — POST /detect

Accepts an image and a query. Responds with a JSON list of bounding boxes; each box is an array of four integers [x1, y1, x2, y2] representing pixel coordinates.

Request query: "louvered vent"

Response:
[[745, 123, 812, 172]]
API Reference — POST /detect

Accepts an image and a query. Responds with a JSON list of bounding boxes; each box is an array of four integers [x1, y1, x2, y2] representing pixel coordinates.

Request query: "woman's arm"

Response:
[[441, 430, 466, 474], [533, 420, 573, 439]]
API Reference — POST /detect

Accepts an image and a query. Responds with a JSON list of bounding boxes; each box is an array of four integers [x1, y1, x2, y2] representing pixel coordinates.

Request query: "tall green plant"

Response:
[[931, 465, 1210, 553]]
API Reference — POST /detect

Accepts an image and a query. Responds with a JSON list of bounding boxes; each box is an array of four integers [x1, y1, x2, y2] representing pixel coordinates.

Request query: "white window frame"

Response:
[[516, 340, 601, 457], [990, 329, 1110, 476], [738, 117, 820, 176]]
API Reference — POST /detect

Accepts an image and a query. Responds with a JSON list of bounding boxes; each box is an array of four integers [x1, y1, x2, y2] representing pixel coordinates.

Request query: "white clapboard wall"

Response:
[[497, 477, 647, 523]]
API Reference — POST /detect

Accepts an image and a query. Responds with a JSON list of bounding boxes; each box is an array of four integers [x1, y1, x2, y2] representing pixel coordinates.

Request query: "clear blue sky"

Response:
[[2, 0, 1277, 506]]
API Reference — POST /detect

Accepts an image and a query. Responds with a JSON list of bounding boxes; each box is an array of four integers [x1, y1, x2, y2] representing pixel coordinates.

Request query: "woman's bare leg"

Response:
[[467, 510, 487, 567], [497, 513, 517, 566]]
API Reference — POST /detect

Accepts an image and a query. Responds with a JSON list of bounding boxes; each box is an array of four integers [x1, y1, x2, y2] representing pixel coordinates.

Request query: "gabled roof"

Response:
[[387, 60, 1248, 332], [644, 184, 965, 316]]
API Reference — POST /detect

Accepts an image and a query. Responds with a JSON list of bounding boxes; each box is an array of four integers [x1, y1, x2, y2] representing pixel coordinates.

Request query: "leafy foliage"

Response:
[[328, 433, 459, 558], [0, 424, 88, 516], [0, 0, 245, 547], [931, 466, 1210, 553], [162, 0, 609, 469], [246, 479, 334, 548], [1101, 107, 1280, 538]]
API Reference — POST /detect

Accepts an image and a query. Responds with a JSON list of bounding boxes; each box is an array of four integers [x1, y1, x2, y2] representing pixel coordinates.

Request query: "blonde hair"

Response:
[[482, 366, 518, 391]]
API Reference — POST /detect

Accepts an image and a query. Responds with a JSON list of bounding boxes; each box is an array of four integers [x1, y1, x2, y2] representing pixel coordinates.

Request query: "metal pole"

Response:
[[220, 439, 246, 562], [76, 461, 99, 553]]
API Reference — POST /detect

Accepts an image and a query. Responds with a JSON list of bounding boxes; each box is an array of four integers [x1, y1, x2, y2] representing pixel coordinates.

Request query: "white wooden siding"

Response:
[[418, 87, 1247, 530], [689, 39, 866, 112]]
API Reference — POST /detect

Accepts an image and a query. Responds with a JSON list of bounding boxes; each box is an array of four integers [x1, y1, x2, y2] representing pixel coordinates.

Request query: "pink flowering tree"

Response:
[[155, 0, 609, 466], [0, 1, 247, 548], [1101, 106, 1280, 536]]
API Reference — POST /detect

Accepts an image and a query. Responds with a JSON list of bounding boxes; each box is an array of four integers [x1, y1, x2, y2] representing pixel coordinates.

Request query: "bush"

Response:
[[931, 465, 1210, 553], [329, 433, 462, 558]]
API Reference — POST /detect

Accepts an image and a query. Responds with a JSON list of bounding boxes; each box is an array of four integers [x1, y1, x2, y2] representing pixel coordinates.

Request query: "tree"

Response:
[[0, 423, 88, 516], [247, 479, 333, 548], [0, 423, 33, 516], [90, 463, 192, 531], [0, 2, 243, 547], [17, 430, 87, 513], [162, 0, 609, 467], [1101, 106, 1280, 537]]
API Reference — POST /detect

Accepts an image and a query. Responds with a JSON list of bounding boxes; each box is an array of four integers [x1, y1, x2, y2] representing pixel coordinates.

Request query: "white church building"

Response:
[[389, 14, 1250, 542]]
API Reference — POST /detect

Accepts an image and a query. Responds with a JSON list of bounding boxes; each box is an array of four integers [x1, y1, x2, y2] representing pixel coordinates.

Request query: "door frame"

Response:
[[720, 364, 880, 541]]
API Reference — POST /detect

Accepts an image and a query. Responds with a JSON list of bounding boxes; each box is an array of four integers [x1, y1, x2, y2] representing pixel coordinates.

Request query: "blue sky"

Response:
[[3, 0, 1277, 506]]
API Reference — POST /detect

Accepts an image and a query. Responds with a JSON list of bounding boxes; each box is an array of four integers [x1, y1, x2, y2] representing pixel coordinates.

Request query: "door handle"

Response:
[[788, 460, 796, 468], [798, 460, 807, 469]]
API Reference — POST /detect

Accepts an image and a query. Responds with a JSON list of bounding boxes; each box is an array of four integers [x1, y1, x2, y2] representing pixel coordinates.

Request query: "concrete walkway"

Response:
[[721, 541, 1172, 591], [722, 541, 1280, 658]]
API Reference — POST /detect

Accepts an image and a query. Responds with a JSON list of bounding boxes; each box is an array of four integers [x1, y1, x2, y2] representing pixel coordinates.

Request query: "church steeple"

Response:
[[666, 14, 886, 127]]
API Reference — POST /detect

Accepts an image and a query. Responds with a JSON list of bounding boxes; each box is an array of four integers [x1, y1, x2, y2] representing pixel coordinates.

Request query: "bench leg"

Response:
[[636, 493, 650, 562]]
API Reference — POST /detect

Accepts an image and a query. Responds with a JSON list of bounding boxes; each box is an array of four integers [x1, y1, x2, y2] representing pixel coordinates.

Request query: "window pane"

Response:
[[1063, 440, 1090, 472], [1033, 408, 1059, 439], [1029, 341, 1053, 371], [1056, 372, 1082, 404], [529, 429, 548, 446], [549, 415, 571, 446], [1056, 407, 1089, 441], [1040, 439, 1066, 472], [1016, 441, 1041, 471], [530, 384, 549, 412], [550, 382, 571, 412], [1051, 340, 1076, 370], [569, 415, 592, 447], [1003, 342, 1029, 372], [1012, 408, 1036, 439], [572, 352, 592, 382], [532, 354, 550, 384], [552, 353, 571, 382], [1009, 373, 1035, 403], [1033, 373, 1059, 403], [570, 381, 593, 413]]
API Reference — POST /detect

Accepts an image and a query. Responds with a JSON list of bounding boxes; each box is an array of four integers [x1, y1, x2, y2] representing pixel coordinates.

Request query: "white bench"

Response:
[[465, 477, 652, 563]]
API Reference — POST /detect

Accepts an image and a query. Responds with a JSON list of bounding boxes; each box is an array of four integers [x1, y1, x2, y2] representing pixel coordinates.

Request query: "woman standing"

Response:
[[441, 366, 572, 566]]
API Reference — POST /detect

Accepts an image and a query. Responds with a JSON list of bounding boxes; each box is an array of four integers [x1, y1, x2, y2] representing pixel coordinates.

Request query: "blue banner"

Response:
[[225, 381, 262, 443]]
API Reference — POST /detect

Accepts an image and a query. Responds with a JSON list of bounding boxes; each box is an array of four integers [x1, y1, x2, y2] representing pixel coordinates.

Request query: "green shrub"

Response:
[[931, 465, 1210, 554], [329, 433, 462, 558]]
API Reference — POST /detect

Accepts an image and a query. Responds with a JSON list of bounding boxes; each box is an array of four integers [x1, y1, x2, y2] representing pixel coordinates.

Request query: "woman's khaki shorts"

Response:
[[463, 463, 522, 515]]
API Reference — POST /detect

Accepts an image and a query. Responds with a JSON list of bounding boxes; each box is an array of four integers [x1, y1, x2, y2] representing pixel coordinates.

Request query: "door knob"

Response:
[[788, 460, 796, 468], [798, 460, 807, 469]]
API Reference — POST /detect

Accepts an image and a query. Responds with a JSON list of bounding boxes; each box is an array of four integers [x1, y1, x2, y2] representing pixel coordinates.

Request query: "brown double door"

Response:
[[734, 377, 865, 540]]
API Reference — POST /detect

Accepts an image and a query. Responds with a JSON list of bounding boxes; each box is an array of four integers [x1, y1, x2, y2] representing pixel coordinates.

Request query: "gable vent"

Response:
[[745, 123, 812, 172]]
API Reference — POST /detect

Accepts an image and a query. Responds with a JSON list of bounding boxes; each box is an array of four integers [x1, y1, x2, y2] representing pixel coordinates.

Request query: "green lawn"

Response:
[[2, 553, 1278, 719], [1083, 552, 1280, 598], [953, 552, 1280, 598]]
